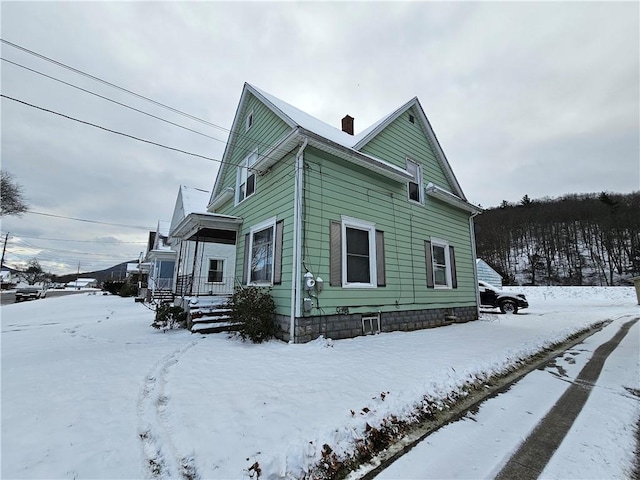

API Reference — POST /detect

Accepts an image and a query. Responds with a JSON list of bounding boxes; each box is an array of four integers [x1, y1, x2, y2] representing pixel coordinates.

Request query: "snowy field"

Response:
[[1, 286, 638, 479]]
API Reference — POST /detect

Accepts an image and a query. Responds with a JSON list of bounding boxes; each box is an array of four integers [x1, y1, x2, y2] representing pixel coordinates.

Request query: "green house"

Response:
[[182, 83, 482, 342]]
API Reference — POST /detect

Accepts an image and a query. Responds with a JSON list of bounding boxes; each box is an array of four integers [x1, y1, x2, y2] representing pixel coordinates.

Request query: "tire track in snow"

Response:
[[137, 340, 201, 479]]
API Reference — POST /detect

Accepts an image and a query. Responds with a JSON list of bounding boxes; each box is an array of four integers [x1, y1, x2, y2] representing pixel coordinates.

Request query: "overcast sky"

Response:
[[1, 2, 638, 276]]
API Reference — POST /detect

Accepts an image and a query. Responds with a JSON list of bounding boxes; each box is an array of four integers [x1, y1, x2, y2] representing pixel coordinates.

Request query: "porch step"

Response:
[[187, 296, 239, 334], [151, 289, 174, 303]]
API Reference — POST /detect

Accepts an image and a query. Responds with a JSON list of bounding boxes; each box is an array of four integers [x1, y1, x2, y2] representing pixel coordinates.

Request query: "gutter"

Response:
[[290, 138, 308, 343], [468, 210, 482, 318], [425, 183, 482, 214]]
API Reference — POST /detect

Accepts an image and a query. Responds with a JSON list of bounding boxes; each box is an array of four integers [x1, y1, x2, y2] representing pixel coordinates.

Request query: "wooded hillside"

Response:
[[474, 192, 640, 286]]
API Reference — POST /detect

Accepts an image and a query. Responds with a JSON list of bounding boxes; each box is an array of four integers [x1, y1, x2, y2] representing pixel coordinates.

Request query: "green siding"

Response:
[[214, 93, 296, 316], [299, 147, 476, 315], [360, 108, 452, 192], [218, 155, 296, 316], [211, 93, 476, 319], [217, 93, 292, 197]]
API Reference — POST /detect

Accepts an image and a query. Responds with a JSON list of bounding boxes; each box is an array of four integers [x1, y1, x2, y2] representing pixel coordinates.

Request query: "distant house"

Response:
[[476, 259, 503, 287], [169, 185, 237, 302], [144, 220, 176, 303], [1, 269, 15, 289], [66, 278, 99, 289], [168, 83, 482, 342]]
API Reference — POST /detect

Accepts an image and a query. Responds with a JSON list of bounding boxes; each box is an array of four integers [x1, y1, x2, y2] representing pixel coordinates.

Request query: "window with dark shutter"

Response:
[[337, 217, 378, 288], [329, 221, 342, 286], [449, 246, 457, 289], [242, 233, 250, 284], [425, 240, 434, 288], [273, 220, 284, 285], [426, 238, 455, 289], [376, 230, 386, 287]]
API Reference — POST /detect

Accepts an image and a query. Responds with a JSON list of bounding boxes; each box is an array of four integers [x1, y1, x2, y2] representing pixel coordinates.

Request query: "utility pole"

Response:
[[1, 232, 8, 270]]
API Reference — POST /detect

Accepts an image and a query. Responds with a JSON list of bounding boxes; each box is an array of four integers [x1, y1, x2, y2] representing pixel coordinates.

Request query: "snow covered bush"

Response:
[[151, 304, 187, 331], [118, 282, 138, 298], [228, 286, 278, 343]]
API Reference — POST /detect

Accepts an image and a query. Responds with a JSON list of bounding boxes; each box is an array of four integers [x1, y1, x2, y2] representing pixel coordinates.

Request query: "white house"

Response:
[[66, 278, 99, 289], [169, 186, 237, 306]]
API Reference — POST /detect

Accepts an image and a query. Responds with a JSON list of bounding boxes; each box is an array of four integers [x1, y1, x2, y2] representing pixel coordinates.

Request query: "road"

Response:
[[374, 316, 640, 479], [1, 289, 91, 305]]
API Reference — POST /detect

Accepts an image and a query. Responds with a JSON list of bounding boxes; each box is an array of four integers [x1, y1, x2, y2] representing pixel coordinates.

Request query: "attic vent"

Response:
[[341, 115, 354, 135], [409, 114, 415, 124], [245, 111, 254, 131]]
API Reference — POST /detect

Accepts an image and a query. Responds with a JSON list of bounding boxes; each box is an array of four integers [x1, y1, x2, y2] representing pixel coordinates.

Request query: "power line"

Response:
[[11, 237, 139, 258], [26, 210, 152, 230], [1, 57, 228, 145], [1, 94, 227, 164], [1, 39, 306, 164], [1, 232, 146, 244], [0, 38, 229, 133]]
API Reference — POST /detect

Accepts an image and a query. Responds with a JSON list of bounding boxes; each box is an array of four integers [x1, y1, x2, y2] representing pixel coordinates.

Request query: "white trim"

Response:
[[247, 216, 277, 286], [425, 183, 482, 214], [341, 216, 377, 289], [406, 157, 423, 204], [430, 237, 452, 289], [291, 140, 307, 341], [235, 150, 258, 205], [209, 187, 234, 211], [206, 257, 226, 284]]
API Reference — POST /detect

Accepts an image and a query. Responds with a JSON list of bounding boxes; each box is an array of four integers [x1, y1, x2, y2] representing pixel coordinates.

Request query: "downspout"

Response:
[[469, 211, 481, 318], [290, 137, 308, 343]]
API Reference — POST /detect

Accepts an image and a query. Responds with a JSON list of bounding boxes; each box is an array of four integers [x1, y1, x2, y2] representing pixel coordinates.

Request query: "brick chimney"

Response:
[[341, 115, 354, 135]]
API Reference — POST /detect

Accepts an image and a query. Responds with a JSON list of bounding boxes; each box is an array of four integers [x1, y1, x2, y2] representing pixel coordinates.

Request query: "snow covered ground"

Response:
[[1, 287, 638, 479]]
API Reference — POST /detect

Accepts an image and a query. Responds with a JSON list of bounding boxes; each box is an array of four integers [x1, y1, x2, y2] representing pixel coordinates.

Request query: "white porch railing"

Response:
[[175, 275, 236, 297]]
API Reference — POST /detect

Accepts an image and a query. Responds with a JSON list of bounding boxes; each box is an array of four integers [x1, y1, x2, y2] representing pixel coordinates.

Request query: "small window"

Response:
[[207, 259, 224, 283], [236, 151, 258, 204], [409, 114, 415, 124], [406, 159, 422, 203], [245, 110, 254, 131]]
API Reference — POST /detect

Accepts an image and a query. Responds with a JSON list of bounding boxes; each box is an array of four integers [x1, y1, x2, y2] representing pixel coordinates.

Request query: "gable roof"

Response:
[[210, 83, 472, 207], [169, 185, 211, 237]]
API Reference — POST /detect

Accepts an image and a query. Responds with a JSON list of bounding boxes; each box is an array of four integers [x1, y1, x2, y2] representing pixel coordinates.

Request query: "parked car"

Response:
[[15, 287, 47, 302], [478, 281, 528, 314]]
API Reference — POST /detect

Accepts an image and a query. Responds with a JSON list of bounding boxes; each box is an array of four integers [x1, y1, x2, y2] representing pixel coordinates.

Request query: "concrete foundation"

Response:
[[275, 305, 478, 343]]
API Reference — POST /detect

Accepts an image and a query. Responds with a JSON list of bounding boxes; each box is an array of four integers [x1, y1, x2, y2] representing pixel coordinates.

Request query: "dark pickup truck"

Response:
[[15, 287, 47, 302], [479, 281, 528, 314]]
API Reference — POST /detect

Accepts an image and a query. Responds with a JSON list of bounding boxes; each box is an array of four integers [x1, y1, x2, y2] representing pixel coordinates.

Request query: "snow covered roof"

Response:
[[249, 84, 368, 149], [211, 83, 473, 205], [181, 186, 210, 215], [157, 221, 171, 238]]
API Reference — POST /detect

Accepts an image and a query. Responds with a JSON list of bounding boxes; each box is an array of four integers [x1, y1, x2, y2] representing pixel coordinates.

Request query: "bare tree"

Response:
[[21, 258, 48, 285], [1, 170, 28, 216]]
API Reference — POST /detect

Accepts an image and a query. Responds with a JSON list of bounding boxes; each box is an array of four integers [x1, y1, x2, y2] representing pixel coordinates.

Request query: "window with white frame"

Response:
[[248, 219, 275, 285], [341, 217, 377, 288], [236, 151, 258, 204], [407, 159, 422, 203], [431, 239, 452, 288], [207, 259, 224, 283]]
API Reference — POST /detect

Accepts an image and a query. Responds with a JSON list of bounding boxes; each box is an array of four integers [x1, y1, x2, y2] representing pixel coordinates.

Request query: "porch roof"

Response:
[[146, 249, 177, 262], [171, 212, 242, 244]]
